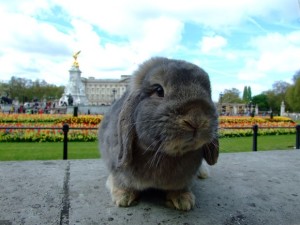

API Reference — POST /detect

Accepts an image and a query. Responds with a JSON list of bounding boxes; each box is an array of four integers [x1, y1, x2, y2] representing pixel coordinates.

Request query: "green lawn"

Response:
[[0, 134, 297, 161], [220, 134, 296, 153], [0, 142, 100, 161]]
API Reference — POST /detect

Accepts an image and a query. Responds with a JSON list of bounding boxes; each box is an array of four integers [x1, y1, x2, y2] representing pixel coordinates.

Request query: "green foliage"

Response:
[[242, 86, 252, 103], [242, 86, 247, 102], [0, 76, 64, 102], [286, 76, 300, 112], [220, 76, 300, 113], [221, 88, 243, 103], [247, 86, 252, 101], [263, 90, 280, 112], [263, 80, 291, 113], [251, 94, 269, 111]]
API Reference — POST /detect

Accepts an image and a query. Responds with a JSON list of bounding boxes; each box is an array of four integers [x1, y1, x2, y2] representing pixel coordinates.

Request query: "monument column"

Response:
[[60, 51, 89, 106], [280, 101, 285, 116]]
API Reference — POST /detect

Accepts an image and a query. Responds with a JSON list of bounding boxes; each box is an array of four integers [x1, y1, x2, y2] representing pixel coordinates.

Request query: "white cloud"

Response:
[[246, 31, 300, 74], [52, 0, 299, 34], [0, 0, 50, 15], [130, 17, 183, 54], [256, 48, 300, 73], [232, 30, 300, 93], [250, 32, 300, 52], [0, 7, 73, 84], [237, 70, 266, 81], [199, 35, 227, 54]]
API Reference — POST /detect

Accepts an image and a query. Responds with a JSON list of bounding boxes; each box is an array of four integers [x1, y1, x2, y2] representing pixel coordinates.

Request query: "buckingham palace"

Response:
[[81, 75, 131, 105]]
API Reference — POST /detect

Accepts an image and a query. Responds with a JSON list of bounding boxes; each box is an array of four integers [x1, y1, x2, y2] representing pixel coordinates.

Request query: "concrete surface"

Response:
[[0, 150, 300, 225]]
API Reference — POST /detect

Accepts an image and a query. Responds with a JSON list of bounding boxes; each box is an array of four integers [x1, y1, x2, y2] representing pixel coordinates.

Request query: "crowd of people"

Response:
[[0, 101, 57, 114]]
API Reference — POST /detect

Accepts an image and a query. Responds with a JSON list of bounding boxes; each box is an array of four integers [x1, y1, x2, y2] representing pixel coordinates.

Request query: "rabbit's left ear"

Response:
[[117, 90, 140, 167], [202, 138, 219, 165]]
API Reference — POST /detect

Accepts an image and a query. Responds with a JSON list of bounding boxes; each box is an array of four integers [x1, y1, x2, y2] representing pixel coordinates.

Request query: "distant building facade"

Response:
[[219, 103, 258, 116], [82, 75, 131, 105]]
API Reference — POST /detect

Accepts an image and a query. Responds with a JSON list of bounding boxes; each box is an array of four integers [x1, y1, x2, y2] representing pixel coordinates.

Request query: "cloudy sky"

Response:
[[0, 0, 299, 101]]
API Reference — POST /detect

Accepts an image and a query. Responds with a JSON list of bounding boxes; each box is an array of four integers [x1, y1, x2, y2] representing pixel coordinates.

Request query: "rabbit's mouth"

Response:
[[160, 130, 214, 156], [138, 129, 212, 156]]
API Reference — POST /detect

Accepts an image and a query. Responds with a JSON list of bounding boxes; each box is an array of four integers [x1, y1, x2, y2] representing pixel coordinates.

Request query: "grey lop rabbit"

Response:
[[99, 57, 219, 211]]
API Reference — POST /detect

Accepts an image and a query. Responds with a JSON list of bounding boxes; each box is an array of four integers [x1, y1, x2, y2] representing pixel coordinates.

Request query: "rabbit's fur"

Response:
[[99, 57, 219, 211]]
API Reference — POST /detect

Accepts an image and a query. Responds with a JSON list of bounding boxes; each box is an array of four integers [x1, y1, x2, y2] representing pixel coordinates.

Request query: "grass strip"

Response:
[[0, 134, 297, 161], [0, 142, 100, 161]]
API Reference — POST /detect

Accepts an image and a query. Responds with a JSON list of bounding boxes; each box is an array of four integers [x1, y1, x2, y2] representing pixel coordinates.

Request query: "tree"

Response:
[[260, 80, 291, 113], [0, 82, 9, 96], [272, 80, 290, 101], [242, 86, 247, 102], [263, 90, 280, 112], [8, 77, 27, 101], [1, 76, 64, 103], [242, 86, 252, 103], [286, 75, 300, 112], [292, 70, 300, 83], [252, 94, 269, 111], [221, 88, 243, 103], [247, 86, 252, 101]]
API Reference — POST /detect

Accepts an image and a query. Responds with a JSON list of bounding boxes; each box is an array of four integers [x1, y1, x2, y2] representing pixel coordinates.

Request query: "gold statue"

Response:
[[72, 50, 81, 68]]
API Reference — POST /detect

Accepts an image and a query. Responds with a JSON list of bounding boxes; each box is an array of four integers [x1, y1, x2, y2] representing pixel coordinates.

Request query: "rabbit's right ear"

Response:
[[202, 138, 219, 165], [117, 90, 140, 168]]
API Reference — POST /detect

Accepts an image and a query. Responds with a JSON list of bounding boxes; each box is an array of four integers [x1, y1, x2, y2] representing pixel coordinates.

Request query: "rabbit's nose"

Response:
[[183, 119, 198, 130], [183, 118, 208, 131]]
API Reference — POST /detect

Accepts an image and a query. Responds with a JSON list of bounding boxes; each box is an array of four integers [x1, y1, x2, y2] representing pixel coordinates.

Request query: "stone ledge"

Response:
[[0, 150, 300, 225]]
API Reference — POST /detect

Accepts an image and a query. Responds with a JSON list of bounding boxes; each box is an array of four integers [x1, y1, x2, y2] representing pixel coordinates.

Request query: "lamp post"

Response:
[[112, 89, 117, 103], [219, 93, 224, 115], [250, 101, 255, 117]]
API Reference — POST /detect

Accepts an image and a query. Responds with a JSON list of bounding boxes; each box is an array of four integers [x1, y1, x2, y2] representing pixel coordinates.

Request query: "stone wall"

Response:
[[66, 105, 110, 115]]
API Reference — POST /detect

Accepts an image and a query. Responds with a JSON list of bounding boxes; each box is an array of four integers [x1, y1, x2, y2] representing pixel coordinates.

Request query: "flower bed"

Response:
[[0, 128, 97, 142], [219, 116, 296, 128], [219, 128, 296, 138], [0, 113, 297, 142], [0, 113, 101, 142], [0, 113, 103, 125], [218, 116, 297, 138]]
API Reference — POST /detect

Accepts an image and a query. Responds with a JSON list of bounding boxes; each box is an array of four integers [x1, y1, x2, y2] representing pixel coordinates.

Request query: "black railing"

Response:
[[62, 124, 69, 160], [0, 124, 98, 160], [252, 125, 258, 152], [0, 124, 299, 160], [221, 125, 300, 152], [296, 125, 300, 150]]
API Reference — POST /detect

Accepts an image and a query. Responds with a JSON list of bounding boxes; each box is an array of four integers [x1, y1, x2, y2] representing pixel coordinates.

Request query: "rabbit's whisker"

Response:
[[155, 149, 166, 169], [145, 135, 165, 169], [153, 141, 168, 169], [149, 136, 166, 169]]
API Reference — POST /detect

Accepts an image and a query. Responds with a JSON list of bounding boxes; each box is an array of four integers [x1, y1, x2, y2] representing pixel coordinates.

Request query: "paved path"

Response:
[[0, 150, 300, 225]]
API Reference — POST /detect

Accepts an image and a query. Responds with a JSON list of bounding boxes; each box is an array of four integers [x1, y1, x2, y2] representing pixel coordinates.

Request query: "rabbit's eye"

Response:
[[152, 84, 164, 98]]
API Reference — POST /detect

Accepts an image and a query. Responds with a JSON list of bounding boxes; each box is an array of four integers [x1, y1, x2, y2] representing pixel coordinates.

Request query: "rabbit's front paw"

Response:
[[112, 188, 139, 207], [198, 160, 210, 179], [166, 190, 195, 211], [106, 175, 139, 207]]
